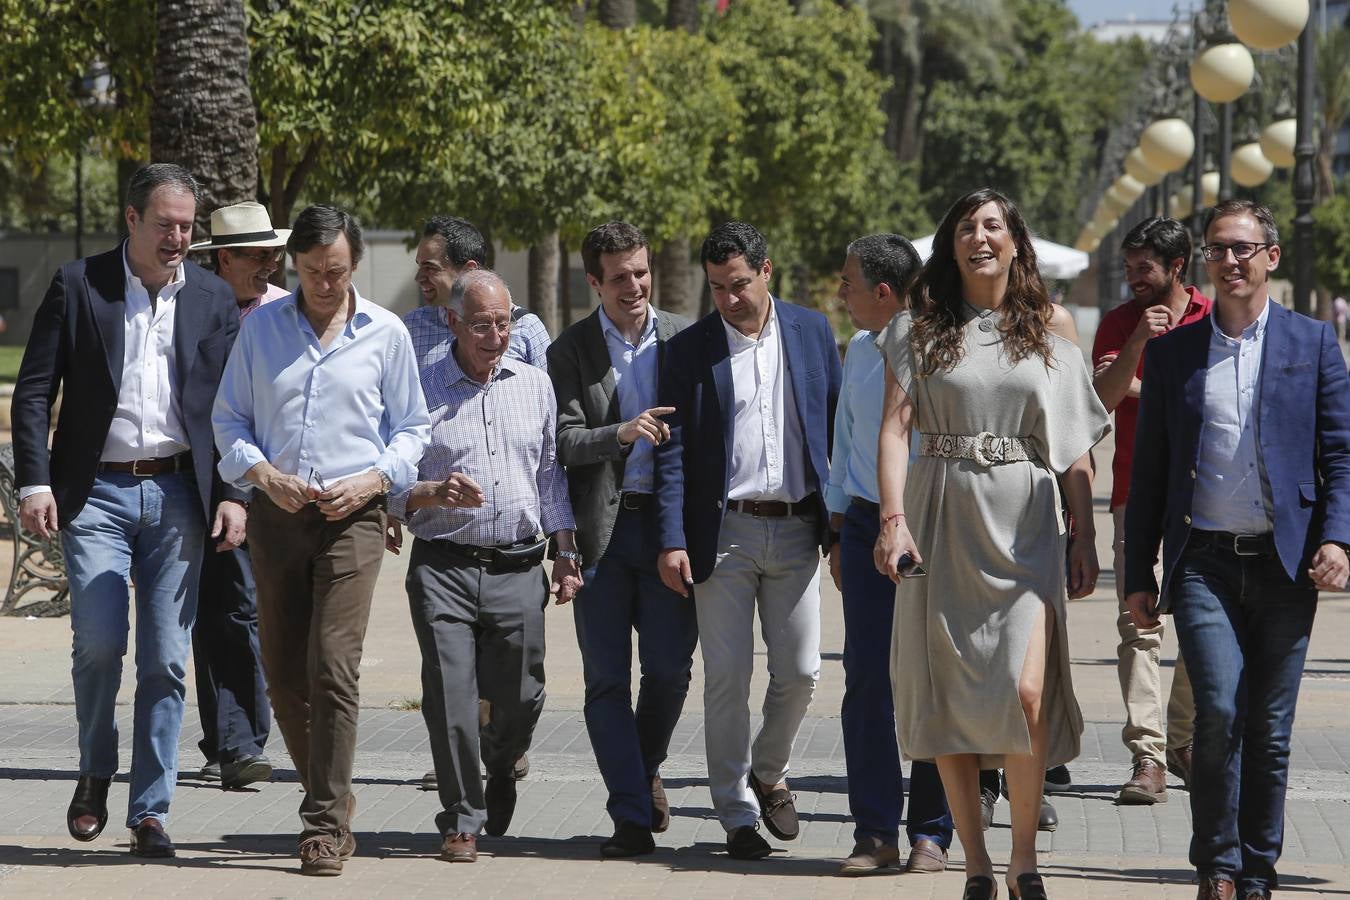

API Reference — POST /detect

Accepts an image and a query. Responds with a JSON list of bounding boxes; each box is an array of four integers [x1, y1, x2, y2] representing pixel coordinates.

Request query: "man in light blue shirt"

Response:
[[212, 204, 429, 877], [825, 234, 953, 876], [547, 222, 694, 858]]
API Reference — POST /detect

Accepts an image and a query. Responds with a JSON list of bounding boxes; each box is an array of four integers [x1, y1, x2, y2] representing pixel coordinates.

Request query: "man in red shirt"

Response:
[[1093, 217, 1211, 805]]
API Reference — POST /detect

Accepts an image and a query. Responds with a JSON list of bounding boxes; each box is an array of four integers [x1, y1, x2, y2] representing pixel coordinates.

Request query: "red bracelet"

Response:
[[881, 513, 906, 528]]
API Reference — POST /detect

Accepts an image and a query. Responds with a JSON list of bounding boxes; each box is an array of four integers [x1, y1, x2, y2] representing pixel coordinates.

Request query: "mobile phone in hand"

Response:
[[897, 552, 928, 578]]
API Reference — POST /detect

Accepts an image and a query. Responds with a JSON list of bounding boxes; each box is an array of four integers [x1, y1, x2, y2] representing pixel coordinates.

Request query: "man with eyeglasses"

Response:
[[183, 201, 293, 790], [1125, 199, 1350, 900], [391, 268, 581, 863], [1091, 216, 1208, 806], [213, 204, 430, 877]]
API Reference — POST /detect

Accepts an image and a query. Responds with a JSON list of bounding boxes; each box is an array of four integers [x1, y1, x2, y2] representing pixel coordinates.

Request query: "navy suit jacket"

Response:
[[1123, 301, 1350, 610], [11, 243, 242, 525], [653, 298, 843, 584]]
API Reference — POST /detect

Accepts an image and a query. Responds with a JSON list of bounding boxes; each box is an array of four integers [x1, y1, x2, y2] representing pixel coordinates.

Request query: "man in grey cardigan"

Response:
[[547, 222, 694, 858]]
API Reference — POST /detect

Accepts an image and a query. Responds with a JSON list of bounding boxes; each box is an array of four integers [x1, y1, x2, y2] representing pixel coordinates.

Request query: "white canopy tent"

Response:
[[909, 234, 1091, 281]]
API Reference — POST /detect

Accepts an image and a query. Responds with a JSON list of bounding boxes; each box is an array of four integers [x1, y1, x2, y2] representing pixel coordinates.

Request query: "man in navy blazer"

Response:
[[654, 221, 842, 860], [1125, 200, 1350, 900], [11, 164, 245, 859]]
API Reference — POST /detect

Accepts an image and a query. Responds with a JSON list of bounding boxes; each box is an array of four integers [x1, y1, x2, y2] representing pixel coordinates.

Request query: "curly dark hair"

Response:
[[908, 188, 1052, 377]]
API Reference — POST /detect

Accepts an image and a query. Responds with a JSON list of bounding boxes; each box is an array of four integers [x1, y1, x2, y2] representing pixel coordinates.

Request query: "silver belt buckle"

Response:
[[130, 459, 152, 477], [972, 431, 1003, 467], [1232, 534, 1260, 557]]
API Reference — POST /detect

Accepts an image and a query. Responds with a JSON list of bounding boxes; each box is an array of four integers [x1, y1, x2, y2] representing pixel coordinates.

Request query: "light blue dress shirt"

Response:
[[826, 330, 886, 513], [599, 305, 660, 494], [1191, 299, 1275, 534], [213, 288, 431, 494]]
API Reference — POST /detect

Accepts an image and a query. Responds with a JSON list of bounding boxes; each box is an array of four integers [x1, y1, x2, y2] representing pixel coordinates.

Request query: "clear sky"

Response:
[[1066, 0, 1197, 28]]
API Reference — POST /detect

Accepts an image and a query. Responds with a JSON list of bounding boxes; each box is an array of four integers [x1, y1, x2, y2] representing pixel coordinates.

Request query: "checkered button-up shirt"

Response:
[[390, 346, 574, 546], [403, 304, 551, 374]]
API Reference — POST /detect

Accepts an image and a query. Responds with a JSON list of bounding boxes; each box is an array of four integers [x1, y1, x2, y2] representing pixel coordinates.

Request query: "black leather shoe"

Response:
[[1038, 796, 1058, 832], [601, 820, 655, 858], [748, 775, 799, 840], [726, 825, 772, 860], [963, 875, 998, 899], [484, 774, 516, 837], [221, 755, 273, 789], [67, 775, 111, 842], [129, 818, 175, 858]]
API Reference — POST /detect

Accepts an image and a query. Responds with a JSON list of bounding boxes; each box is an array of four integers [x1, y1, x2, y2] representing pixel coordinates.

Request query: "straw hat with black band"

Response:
[[190, 201, 291, 250]]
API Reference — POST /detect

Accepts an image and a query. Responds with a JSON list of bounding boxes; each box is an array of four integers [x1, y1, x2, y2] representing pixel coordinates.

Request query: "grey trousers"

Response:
[[693, 510, 822, 831], [406, 538, 547, 836]]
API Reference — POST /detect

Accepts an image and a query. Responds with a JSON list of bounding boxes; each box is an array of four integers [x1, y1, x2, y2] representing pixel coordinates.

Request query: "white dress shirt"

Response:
[[723, 303, 809, 502], [1192, 299, 1275, 534], [213, 287, 431, 494]]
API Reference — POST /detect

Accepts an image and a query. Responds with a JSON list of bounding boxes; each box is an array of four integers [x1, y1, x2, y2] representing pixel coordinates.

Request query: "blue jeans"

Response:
[[841, 500, 953, 848], [573, 504, 699, 829], [192, 543, 270, 764], [1170, 539, 1317, 896], [61, 471, 205, 827]]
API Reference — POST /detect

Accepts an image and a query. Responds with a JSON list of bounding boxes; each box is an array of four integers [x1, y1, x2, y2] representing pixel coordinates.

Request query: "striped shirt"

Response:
[[403, 304, 552, 374], [390, 346, 575, 545]]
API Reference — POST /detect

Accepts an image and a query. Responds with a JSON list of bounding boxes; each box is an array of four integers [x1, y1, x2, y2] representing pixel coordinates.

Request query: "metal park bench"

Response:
[[0, 443, 69, 616]]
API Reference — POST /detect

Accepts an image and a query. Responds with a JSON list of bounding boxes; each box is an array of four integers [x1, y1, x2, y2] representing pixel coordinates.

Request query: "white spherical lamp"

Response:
[[1229, 0, 1310, 51], [1259, 119, 1297, 168], [1139, 119, 1195, 173], [1190, 44, 1255, 104], [1114, 174, 1146, 203], [1124, 148, 1164, 187], [1201, 171, 1220, 208], [1169, 188, 1193, 219], [1231, 142, 1275, 187]]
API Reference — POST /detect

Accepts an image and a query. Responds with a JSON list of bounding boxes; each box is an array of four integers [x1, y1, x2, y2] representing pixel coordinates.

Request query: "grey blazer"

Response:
[[547, 305, 691, 567]]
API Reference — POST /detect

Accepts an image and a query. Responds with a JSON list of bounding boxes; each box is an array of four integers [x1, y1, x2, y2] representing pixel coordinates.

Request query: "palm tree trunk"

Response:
[[150, 0, 257, 240], [598, 0, 636, 28], [656, 240, 697, 317], [667, 0, 698, 30]]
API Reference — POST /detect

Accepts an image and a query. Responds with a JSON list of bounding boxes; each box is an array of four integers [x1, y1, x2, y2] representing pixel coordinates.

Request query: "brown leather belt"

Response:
[[728, 494, 818, 518], [100, 453, 192, 477]]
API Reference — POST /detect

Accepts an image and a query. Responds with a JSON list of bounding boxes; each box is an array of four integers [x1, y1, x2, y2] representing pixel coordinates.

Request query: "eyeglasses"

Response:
[[307, 467, 328, 497], [232, 248, 284, 265], [1200, 242, 1271, 262], [464, 320, 513, 337]]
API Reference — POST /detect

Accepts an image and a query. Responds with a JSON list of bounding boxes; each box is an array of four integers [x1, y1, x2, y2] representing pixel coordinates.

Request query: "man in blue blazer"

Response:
[[654, 221, 842, 860], [11, 164, 245, 858], [1125, 200, 1350, 900]]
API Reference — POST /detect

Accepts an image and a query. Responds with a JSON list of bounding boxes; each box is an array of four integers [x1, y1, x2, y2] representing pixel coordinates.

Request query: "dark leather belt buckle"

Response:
[[1232, 534, 1265, 557], [620, 493, 648, 511]]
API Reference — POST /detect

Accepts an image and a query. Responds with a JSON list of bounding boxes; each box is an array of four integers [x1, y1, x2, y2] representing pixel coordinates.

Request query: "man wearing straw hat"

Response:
[[183, 201, 292, 790]]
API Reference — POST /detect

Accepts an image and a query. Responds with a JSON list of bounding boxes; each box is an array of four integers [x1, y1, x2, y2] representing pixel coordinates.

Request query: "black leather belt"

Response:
[[850, 497, 879, 514], [728, 494, 818, 518], [1190, 529, 1277, 558], [433, 536, 548, 573], [619, 492, 650, 511], [100, 452, 191, 476]]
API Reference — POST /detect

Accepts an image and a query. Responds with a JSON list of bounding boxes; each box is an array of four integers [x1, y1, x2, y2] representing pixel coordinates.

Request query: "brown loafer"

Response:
[[67, 775, 111, 842], [650, 774, 671, 833], [440, 832, 478, 863], [128, 818, 175, 859], [1167, 744, 1193, 789], [904, 838, 948, 873], [1118, 756, 1168, 804], [748, 774, 799, 841], [299, 834, 342, 876], [836, 835, 899, 876]]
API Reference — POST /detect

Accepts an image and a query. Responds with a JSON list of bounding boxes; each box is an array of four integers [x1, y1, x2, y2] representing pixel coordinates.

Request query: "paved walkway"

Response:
[[0, 430, 1348, 897]]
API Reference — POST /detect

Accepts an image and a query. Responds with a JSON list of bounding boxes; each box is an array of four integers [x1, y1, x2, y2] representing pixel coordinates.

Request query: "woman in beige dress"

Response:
[[873, 189, 1108, 900]]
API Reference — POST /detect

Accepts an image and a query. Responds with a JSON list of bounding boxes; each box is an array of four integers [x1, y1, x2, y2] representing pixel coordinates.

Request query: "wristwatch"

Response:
[[376, 469, 392, 495], [556, 550, 582, 563]]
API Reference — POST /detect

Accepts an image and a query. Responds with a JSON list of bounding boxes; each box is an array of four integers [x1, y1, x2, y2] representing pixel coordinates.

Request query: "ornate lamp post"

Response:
[[1228, 0, 1312, 314]]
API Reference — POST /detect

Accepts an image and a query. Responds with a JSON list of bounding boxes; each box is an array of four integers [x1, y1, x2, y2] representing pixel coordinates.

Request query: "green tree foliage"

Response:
[[1313, 188, 1350, 297]]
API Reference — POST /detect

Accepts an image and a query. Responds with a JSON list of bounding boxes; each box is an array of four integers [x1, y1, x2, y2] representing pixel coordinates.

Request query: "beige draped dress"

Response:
[[876, 309, 1109, 768]]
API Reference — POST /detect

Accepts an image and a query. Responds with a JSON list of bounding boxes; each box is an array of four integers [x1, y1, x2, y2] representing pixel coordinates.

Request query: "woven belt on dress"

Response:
[[728, 494, 819, 518], [99, 453, 192, 476], [918, 432, 1039, 467]]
